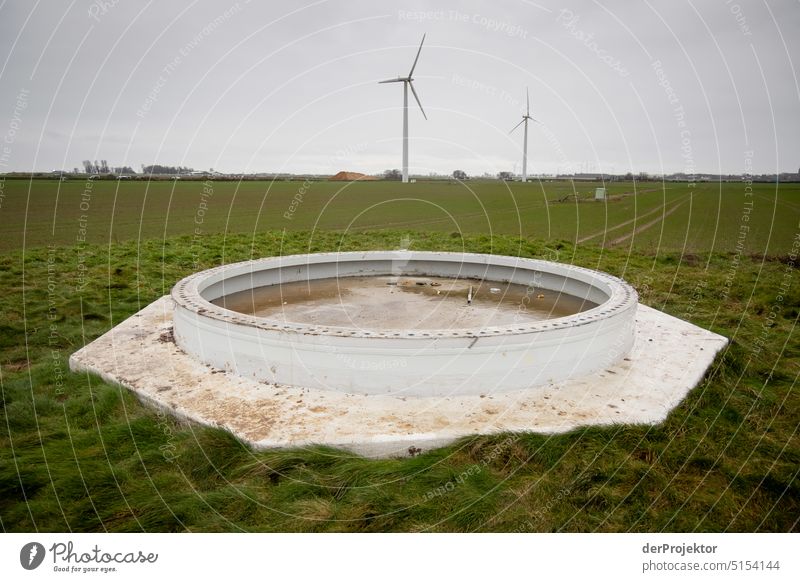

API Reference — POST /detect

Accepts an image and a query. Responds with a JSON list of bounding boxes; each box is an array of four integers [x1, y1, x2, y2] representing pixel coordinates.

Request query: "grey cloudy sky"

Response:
[[1, 0, 798, 175]]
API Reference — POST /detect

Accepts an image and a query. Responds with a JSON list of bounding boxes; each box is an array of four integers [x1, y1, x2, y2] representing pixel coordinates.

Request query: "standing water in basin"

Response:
[[211, 275, 598, 330]]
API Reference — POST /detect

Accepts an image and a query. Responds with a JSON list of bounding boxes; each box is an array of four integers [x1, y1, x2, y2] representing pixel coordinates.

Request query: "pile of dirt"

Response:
[[329, 171, 377, 181]]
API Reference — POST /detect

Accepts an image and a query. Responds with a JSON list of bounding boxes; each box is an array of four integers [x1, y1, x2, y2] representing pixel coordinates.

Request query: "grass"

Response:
[[1, 229, 797, 532], [1, 179, 797, 255]]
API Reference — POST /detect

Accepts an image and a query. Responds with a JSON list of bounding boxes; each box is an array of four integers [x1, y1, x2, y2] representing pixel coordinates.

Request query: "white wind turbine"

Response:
[[509, 88, 537, 182], [379, 34, 428, 183]]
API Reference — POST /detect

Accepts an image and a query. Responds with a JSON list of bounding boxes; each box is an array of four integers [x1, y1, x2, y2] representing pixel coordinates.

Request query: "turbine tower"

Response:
[[379, 34, 427, 184], [509, 88, 537, 182]]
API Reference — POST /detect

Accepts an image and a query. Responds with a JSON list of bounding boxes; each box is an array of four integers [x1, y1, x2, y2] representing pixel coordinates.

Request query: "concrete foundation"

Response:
[[69, 296, 727, 458]]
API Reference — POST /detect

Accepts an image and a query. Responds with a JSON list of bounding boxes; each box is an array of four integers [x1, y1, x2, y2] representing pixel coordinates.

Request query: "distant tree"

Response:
[[383, 169, 402, 181], [112, 166, 135, 174], [452, 170, 468, 180], [141, 164, 193, 175], [497, 171, 514, 181], [82, 160, 93, 173]]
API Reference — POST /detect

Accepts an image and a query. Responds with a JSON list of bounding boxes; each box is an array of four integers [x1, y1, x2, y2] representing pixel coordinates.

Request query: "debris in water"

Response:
[[490, 287, 501, 294], [467, 286, 473, 305], [537, 293, 545, 299]]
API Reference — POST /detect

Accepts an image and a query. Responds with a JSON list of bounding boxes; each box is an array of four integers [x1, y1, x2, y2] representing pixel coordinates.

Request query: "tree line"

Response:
[[79, 160, 193, 175]]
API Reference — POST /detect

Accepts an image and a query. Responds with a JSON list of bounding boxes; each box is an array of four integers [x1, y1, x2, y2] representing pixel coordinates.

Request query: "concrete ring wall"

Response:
[[171, 251, 638, 397]]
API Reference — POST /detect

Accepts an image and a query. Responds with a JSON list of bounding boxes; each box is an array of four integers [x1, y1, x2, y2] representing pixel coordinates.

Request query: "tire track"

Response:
[[577, 194, 689, 244], [605, 199, 688, 247]]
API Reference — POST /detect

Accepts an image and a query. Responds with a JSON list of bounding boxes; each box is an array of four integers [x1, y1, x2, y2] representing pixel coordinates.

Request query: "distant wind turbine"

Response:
[[379, 34, 428, 184], [509, 88, 538, 182]]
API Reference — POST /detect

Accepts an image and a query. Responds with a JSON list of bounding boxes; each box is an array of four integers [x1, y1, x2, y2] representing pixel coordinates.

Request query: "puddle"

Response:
[[211, 275, 598, 330]]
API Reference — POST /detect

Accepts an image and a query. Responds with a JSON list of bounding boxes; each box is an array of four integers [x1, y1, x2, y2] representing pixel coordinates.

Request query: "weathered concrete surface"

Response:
[[69, 296, 727, 458]]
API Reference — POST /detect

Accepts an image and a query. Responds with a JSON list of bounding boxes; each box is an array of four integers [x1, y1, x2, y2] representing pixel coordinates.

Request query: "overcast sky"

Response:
[[1, 0, 798, 176]]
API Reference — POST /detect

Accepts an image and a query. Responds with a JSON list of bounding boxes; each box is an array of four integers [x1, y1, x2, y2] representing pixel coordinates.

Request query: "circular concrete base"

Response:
[[171, 252, 638, 397]]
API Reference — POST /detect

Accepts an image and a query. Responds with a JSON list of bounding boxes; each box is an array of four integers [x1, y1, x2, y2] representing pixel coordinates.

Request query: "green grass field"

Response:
[[0, 179, 798, 532], [1, 179, 797, 255]]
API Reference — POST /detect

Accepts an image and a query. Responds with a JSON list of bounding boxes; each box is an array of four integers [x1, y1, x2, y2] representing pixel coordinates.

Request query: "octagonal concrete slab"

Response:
[[69, 296, 727, 458]]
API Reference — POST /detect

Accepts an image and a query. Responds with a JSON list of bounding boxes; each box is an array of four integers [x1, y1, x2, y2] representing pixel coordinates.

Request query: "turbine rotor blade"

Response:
[[526, 87, 530, 116], [509, 118, 525, 134], [409, 81, 427, 119], [379, 77, 405, 84], [408, 33, 426, 77]]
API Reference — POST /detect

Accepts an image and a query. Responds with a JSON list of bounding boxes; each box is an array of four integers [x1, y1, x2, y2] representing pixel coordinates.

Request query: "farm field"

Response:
[[1, 177, 798, 533], [0, 228, 797, 532], [1, 179, 797, 256]]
